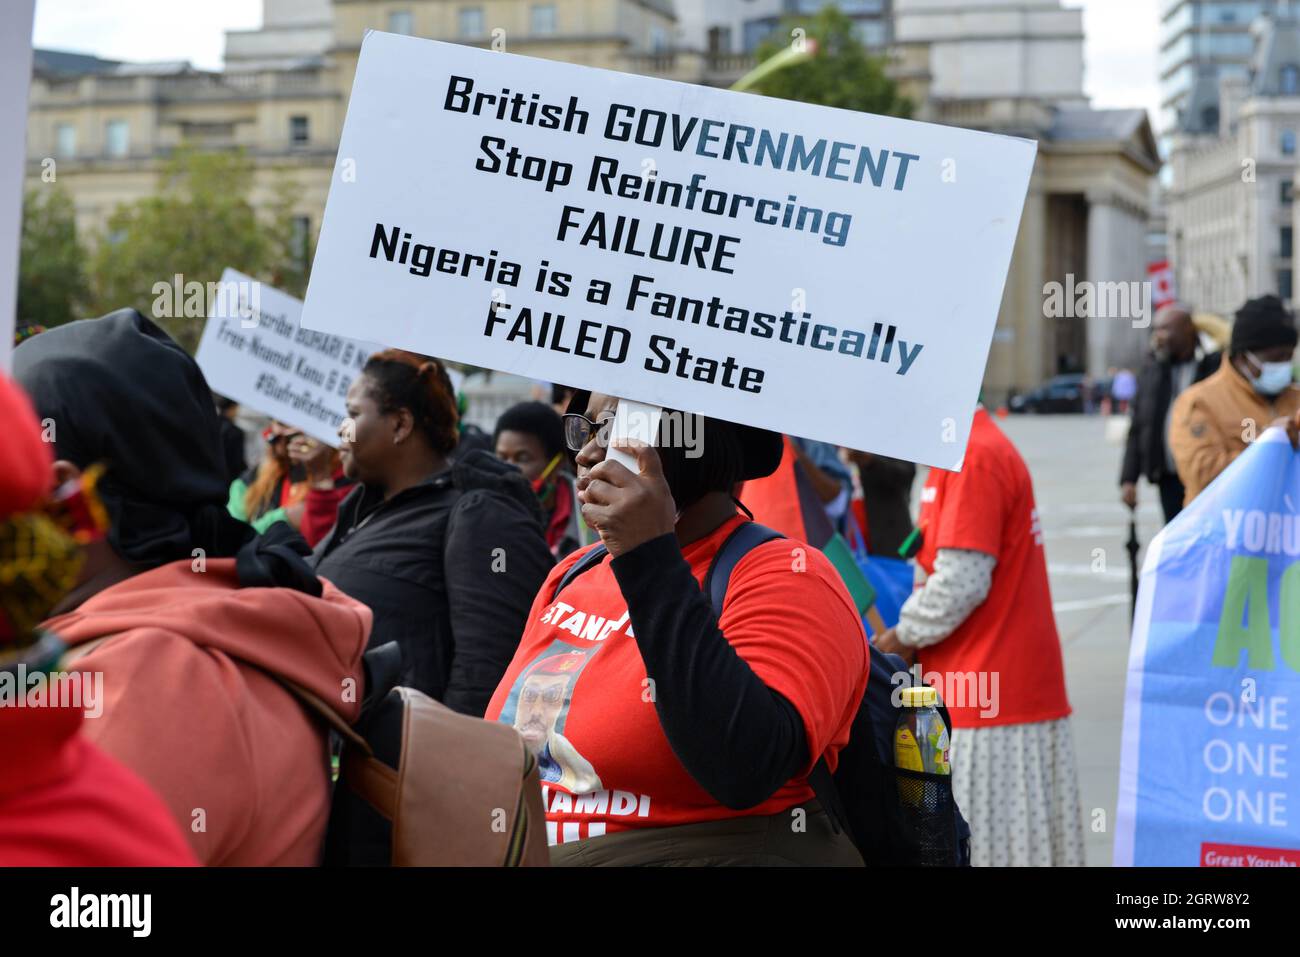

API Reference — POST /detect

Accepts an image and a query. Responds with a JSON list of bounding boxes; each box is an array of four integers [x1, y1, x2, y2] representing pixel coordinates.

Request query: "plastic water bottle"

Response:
[[894, 685, 951, 776]]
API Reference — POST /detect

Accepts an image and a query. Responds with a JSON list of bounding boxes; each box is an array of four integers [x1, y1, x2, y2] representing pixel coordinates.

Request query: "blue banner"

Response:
[[1116, 429, 1300, 867]]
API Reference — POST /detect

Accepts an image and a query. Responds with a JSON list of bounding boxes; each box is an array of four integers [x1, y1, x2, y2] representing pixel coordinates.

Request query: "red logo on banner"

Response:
[[1148, 260, 1176, 312], [1201, 842, 1300, 867]]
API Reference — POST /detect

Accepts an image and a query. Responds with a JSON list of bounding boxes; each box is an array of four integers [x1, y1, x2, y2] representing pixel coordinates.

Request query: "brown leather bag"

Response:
[[281, 679, 549, 867]]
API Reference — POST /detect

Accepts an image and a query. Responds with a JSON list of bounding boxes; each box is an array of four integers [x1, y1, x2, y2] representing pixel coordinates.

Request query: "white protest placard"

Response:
[[1, 0, 36, 372], [196, 269, 379, 446], [303, 33, 1036, 469]]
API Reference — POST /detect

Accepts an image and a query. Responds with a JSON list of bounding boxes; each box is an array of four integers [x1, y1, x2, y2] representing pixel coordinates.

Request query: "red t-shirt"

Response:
[[915, 408, 1070, 728], [485, 515, 868, 847]]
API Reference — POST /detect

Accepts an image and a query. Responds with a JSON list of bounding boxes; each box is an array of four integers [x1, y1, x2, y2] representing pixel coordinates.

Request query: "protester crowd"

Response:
[[17, 293, 1246, 868]]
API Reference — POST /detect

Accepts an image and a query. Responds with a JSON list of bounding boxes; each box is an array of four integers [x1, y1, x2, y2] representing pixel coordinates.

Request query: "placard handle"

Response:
[[607, 399, 662, 472]]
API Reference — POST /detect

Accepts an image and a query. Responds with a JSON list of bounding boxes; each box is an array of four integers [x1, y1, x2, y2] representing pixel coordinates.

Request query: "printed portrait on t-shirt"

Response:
[[497, 644, 602, 794]]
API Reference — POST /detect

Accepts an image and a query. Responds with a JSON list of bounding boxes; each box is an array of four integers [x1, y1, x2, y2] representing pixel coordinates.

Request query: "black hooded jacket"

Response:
[[312, 449, 554, 715], [1120, 350, 1221, 485]]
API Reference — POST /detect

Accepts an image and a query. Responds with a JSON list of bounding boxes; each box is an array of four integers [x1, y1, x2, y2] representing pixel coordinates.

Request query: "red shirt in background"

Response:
[[485, 515, 868, 846], [915, 408, 1070, 729]]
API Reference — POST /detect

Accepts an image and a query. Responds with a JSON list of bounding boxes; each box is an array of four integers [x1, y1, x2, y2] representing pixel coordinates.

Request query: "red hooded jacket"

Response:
[[43, 558, 371, 865]]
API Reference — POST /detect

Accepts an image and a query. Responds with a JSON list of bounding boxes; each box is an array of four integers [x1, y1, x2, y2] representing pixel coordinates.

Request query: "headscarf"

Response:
[[13, 309, 255, 569], [0, 372, 84, 661]]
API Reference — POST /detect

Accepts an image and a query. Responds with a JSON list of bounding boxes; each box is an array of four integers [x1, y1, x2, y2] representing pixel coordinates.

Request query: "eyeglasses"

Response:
[[562, 412, 615, 453]]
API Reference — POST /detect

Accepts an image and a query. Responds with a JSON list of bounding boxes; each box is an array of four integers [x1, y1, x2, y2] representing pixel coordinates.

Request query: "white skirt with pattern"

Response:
[[949, 716, 1086, 866]]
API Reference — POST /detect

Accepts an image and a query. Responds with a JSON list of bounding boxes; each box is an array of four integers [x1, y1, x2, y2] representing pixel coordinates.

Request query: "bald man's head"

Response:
[[1153, 303, 1197, 362]]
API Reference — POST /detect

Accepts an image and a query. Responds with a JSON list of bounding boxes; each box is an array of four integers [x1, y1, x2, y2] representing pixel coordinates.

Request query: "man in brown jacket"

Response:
[[1170, 295, 1300, 505]]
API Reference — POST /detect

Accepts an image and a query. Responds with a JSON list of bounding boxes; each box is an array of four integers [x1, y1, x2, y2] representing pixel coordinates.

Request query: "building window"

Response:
[[1283, 181, 1294, 205], [1281, 269, 1294, 302], [290, 115, 310, 146], [852, 20, 887, 48], [1284, 130, 1296, 156], [1283, 65, 1300, 96], [458, 7, 484, 37], [650, 26, 668, 52], [530, 4, 556, 35], [55, 123, 76, 158], [387, 10, 413, 35], [105, 120, 129, 158], [1201, 106, 1219, 131], [292, 216, 311, 264], [1283, 226, 1293, 260], [743, 18, 780, 52]]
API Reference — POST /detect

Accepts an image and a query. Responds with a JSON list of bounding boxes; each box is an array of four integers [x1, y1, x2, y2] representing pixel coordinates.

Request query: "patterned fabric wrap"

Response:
[[0, 511, 83, 651], [0, 464, 107, 651]]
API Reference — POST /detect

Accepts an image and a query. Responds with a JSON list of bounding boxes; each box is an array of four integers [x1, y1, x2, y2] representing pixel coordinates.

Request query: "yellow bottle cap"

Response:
[[900, 686, 938, 707]]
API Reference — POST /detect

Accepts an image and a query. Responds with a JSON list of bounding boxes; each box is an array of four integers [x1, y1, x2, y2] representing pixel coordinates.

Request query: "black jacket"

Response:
[[312, 450, 554, 715], [1121, 350, 1221, 485]]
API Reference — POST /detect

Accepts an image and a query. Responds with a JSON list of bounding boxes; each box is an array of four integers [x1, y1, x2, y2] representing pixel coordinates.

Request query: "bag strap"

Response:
[[266, 674, 373, 756], [702, 521, 784, 612], [552, 542, 609, 599], [703, 523, 856, 835], [553, 520, 785, 613], [808, 757, 850, 837]]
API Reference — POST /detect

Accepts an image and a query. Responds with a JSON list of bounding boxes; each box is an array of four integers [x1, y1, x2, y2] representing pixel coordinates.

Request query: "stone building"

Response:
[[1161, 0, 1280, 145], [26, 0, 1159, 396], [892, 0, 1160, 393], [1167, 7, 1300, 317]]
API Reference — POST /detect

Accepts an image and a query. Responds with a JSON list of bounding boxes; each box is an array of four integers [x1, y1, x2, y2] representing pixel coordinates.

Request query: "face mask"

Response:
[[1247, 352, 1295, 396]]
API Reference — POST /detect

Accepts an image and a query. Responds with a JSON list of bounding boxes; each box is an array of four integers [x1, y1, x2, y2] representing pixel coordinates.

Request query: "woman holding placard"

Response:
[[485, 391, 868, 865]]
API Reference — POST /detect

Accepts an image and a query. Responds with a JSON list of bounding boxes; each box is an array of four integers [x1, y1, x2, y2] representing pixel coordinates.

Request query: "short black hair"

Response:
[[656, 414, 746, 510], [494, 401, 565, 459], [568, 391, 749, 509]]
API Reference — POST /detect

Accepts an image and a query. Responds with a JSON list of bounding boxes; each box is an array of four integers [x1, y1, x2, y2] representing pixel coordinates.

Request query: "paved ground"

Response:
[[985, 413, 1155, 867]]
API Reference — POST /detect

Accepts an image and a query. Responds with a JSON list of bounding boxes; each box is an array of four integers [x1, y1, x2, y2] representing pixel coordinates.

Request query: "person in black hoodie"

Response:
[[312, 349, 554, 715]]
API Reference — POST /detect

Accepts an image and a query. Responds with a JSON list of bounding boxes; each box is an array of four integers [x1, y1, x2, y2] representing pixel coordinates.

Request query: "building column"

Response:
[[1085, 192, 1119, 378], [1086, 190, 1150, 376]]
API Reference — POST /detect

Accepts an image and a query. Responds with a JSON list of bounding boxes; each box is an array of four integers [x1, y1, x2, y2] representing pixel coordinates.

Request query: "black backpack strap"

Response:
[[551, 543, 609, 599], [702, 521, 784, 616], [704, 521, 850, 836], [555, 519, 782, 609], [808, 758, 849, 837]]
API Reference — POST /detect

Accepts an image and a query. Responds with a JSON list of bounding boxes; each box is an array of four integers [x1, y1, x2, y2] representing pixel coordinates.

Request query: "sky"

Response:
[[31, 0, 1164, 122]]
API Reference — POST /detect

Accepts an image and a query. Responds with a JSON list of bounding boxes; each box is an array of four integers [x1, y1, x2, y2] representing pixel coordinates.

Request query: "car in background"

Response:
[[1008, 374, 1109, 414]]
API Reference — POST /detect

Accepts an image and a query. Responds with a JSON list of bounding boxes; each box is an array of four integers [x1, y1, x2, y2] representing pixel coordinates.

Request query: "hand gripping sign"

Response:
[[302, 33, 1035, 469]]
